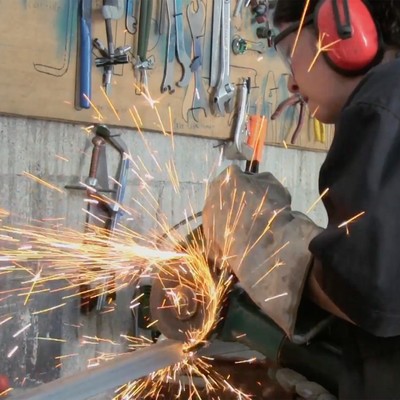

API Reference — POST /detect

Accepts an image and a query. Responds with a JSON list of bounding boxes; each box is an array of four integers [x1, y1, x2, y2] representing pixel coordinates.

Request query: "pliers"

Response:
[[271, 94, 306, 145]]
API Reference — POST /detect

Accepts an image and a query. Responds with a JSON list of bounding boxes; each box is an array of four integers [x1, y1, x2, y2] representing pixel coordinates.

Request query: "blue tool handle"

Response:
[[126, 0, 133, 18], [79, 2, 92, 109]]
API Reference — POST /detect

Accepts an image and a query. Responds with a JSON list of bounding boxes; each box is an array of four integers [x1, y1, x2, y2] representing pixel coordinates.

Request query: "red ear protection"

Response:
[[314, 0, 383, 75]]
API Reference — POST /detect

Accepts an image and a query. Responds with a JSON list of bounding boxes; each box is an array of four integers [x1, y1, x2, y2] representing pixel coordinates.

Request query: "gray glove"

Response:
[[270, 368, 337, 400], [203, 165, 322, 338]]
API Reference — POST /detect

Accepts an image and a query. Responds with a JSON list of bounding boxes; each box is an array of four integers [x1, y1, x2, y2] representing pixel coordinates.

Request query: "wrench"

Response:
[[224, 78, 254, 160], [174, 0, 192, 87], [210, 0, 222, 88], [161, 0, 176, 93], [213, 0, 235, 117], [187, 0, 210, 121], [232, 37, 267, 54]]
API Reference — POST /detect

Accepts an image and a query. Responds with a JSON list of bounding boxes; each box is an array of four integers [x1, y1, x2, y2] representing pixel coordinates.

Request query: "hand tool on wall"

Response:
[[134, 0, 154, 94], [161, 0, 176, 93], [125, 0, 137, 34], [213, 0, 236, 117], [313, 117, 326, 143], [249, 0, 269, 23], [271, 94, 306, 145], [248, 0, 275, 46], [77, 0, 92, 109], [161, 0, 193, 93], [65, 125, 130, 312], [94, 0, 130, 95], [224, 78, 254, 161], [233, 0, 245, 17], [184, 0, 210, 121], [210, 0, 221, 88], [232, 36, 267, 55], [256, 20, 275, 46], [174, 0, 192, 88], [158, 0, 167, 36]]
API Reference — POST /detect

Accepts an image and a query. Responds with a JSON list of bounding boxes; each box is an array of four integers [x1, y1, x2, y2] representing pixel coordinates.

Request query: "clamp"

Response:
[[65, 125, 130, 312]]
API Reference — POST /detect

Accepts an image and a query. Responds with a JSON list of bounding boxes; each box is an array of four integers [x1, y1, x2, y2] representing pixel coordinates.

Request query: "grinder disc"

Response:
[[150, 261, 209, 342]]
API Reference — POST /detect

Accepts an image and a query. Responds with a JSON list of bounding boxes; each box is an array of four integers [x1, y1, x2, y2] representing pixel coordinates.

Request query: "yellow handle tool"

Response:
[[313, 118, 326, 143]]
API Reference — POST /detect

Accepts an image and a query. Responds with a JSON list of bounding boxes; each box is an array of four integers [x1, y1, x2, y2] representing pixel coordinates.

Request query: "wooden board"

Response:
[[0, 0, 333, 151]]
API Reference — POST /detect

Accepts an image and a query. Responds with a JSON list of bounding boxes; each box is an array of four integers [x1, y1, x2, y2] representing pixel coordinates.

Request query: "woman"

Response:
[[274, 0, 400, 397], [203, 0, 400, 397]]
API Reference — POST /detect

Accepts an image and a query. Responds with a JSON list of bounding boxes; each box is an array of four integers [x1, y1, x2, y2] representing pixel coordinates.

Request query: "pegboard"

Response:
[[0, 0, 333, 151]]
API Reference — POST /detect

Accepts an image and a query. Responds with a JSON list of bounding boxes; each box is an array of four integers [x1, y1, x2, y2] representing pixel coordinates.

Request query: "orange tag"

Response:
[[247, 115, 268, 163]]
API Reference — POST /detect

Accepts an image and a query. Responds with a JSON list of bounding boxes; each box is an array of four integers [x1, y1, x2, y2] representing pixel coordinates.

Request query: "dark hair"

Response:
[[273, 0, 400, 47]]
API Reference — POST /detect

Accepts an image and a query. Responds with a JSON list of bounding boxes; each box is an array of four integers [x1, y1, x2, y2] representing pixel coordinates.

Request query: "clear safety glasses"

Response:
[[273, 15, 314, 71]]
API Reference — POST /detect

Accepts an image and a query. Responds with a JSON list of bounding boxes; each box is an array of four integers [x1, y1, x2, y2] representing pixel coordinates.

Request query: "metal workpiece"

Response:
[[224, 78, 254, 161], [12, 340, 185, 400]]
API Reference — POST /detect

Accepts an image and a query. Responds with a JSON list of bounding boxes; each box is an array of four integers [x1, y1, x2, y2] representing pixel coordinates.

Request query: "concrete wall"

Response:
[[0, 114, 327, 395]]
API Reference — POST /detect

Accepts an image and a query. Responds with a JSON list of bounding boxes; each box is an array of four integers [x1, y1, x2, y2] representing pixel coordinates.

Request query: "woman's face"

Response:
[[275, 23, 361, 123]]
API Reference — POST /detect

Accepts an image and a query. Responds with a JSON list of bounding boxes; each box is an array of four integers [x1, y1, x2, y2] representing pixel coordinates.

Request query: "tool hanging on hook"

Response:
[[134, 0, 154, 94], [77, 0, 92, 109], [126, 0, 138, 34], [212, 0, 235, 117], [161, 0, 193, 93], [271, 94, 306, 145], [185, 0, 210, 121], [94, 0, 131, 95]]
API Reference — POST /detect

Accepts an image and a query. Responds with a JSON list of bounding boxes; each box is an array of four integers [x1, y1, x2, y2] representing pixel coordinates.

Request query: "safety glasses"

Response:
[[274, 15, 314, 70]]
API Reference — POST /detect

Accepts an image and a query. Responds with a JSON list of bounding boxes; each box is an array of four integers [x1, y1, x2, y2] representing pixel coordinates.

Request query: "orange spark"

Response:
[[82, 94, 103, 121], [100, 86, 121, 121], [306, 187, 329, 214], [308, 32, 342, 72], [291, 0, 312, 58], [338, 211, 365, 228], [22, 171, 64, 194]]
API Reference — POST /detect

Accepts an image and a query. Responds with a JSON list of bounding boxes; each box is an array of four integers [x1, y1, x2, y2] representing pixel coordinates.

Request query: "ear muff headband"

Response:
[[315, 0, 383, 75]]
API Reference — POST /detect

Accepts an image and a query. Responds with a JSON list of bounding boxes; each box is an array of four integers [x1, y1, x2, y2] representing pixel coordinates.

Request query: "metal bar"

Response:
[[13, 340, 185, 400]]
